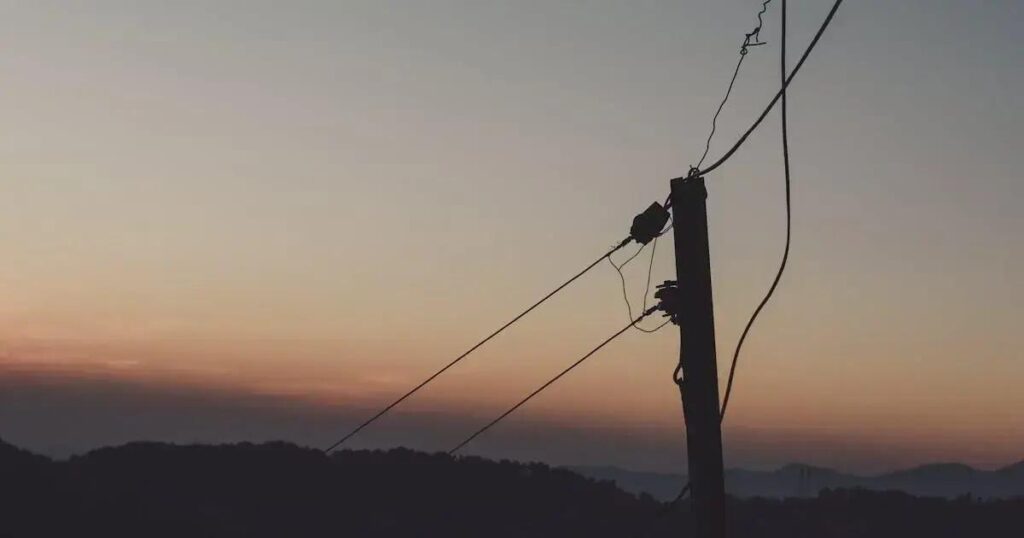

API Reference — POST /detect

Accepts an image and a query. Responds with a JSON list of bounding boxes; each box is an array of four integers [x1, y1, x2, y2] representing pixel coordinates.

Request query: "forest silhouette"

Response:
[[1, 439, 1021, 537]]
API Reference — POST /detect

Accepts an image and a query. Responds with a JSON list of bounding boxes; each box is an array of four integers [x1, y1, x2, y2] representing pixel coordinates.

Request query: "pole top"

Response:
[[670, 174, 708, 200]]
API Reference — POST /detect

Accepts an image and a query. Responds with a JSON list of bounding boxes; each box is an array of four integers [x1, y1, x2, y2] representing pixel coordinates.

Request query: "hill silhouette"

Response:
[[572, 459, 1024, 501], [1, 438, 1021, 537]]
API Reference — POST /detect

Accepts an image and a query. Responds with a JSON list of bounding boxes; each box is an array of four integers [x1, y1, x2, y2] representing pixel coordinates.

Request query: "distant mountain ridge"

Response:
[[570, 460, 1024, 501]]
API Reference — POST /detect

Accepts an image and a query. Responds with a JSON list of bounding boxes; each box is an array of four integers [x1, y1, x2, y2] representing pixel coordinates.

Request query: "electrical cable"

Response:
[[694, 0, 844, 178], [641, 236, 660, 311], [634, 235, 673, 333], [610, 221, 674, 334], [720, 0, 793, 421], [693, 0, 773, 172], [323, 237, 633, 454], [448, 306, 660, 455], [610, 242, 650, 274]]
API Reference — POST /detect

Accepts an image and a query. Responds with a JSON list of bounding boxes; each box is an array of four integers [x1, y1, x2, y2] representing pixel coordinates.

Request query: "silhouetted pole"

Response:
[[670, 175, 726, 538]]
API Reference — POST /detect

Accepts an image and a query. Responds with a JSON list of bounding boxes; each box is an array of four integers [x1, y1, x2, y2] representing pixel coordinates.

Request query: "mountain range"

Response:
[[571, 460, 1024, 501]]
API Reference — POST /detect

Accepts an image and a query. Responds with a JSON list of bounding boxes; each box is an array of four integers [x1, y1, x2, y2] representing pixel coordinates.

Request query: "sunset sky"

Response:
[[1, 0, 1021, 474]]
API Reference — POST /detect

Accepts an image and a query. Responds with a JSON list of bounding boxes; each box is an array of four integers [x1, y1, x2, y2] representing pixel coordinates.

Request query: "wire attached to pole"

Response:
[[693, 0, 774, 172], [323, 237, 632, 454], [609, 221, 674, 334], [695, 0, 843, 178], [448, 306, 659, 455]]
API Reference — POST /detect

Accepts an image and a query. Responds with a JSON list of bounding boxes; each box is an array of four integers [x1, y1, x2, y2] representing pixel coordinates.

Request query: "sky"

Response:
[[1, 0, 1022, 474]]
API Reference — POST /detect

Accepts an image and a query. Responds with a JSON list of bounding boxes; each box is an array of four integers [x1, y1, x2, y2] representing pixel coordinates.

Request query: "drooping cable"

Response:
[[610, 242, 650, 276], [720, 0, 793, 421], [635, 236, 673, 333], [695, 0, 844, 178], [693, 0, 773, 172], [610, 220, 673, 334], [609, 246, 646, 320], [323, 237, 632, 454], [448, 306, 660, 455], [642, 238, 658, 309]]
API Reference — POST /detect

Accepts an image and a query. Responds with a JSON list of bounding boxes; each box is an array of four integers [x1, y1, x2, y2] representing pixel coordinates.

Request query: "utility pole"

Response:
[[669, 175, 726, 538]]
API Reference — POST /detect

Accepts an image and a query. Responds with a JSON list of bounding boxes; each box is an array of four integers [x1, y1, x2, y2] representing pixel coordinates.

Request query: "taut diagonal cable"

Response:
[[323, 237, 632, 454], [449, 306, 660, 455]]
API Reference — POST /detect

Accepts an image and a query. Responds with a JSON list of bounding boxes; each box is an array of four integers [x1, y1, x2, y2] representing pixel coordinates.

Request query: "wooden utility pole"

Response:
[[670, 175, 726, 538]]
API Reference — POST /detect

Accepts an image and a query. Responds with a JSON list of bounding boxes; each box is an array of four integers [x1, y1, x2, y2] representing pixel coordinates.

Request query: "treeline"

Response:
[[1, 439, 1020, 537]]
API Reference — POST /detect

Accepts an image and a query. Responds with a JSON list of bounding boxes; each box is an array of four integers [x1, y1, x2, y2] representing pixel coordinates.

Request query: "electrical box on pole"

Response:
[[668, 175, 726, 538]]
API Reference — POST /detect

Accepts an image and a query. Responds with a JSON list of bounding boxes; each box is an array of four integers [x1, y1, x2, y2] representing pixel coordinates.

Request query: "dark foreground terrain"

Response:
[[1, 439, 1021, 537]]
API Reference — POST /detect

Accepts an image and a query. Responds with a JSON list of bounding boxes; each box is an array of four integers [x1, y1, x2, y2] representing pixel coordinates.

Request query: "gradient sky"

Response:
[[1, 0, 1022, 474]]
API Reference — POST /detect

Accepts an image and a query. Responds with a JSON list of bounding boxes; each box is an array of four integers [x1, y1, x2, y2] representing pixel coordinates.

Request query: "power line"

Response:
[[695, 0, 844, 178], [693, 0, 774, 172], [640, 236, 663, 319], [693, 54, 746, 172], [610, 241, 651, 274], [448, 306, 660, 455], [609, 245, 647, 320], [609, 223, 673, 333], [721, 0, 794, 423], [323, 237, 632, 454]]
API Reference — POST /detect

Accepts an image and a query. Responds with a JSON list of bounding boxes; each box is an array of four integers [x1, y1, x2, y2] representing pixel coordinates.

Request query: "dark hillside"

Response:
[[0, 440, 1021, 537]]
